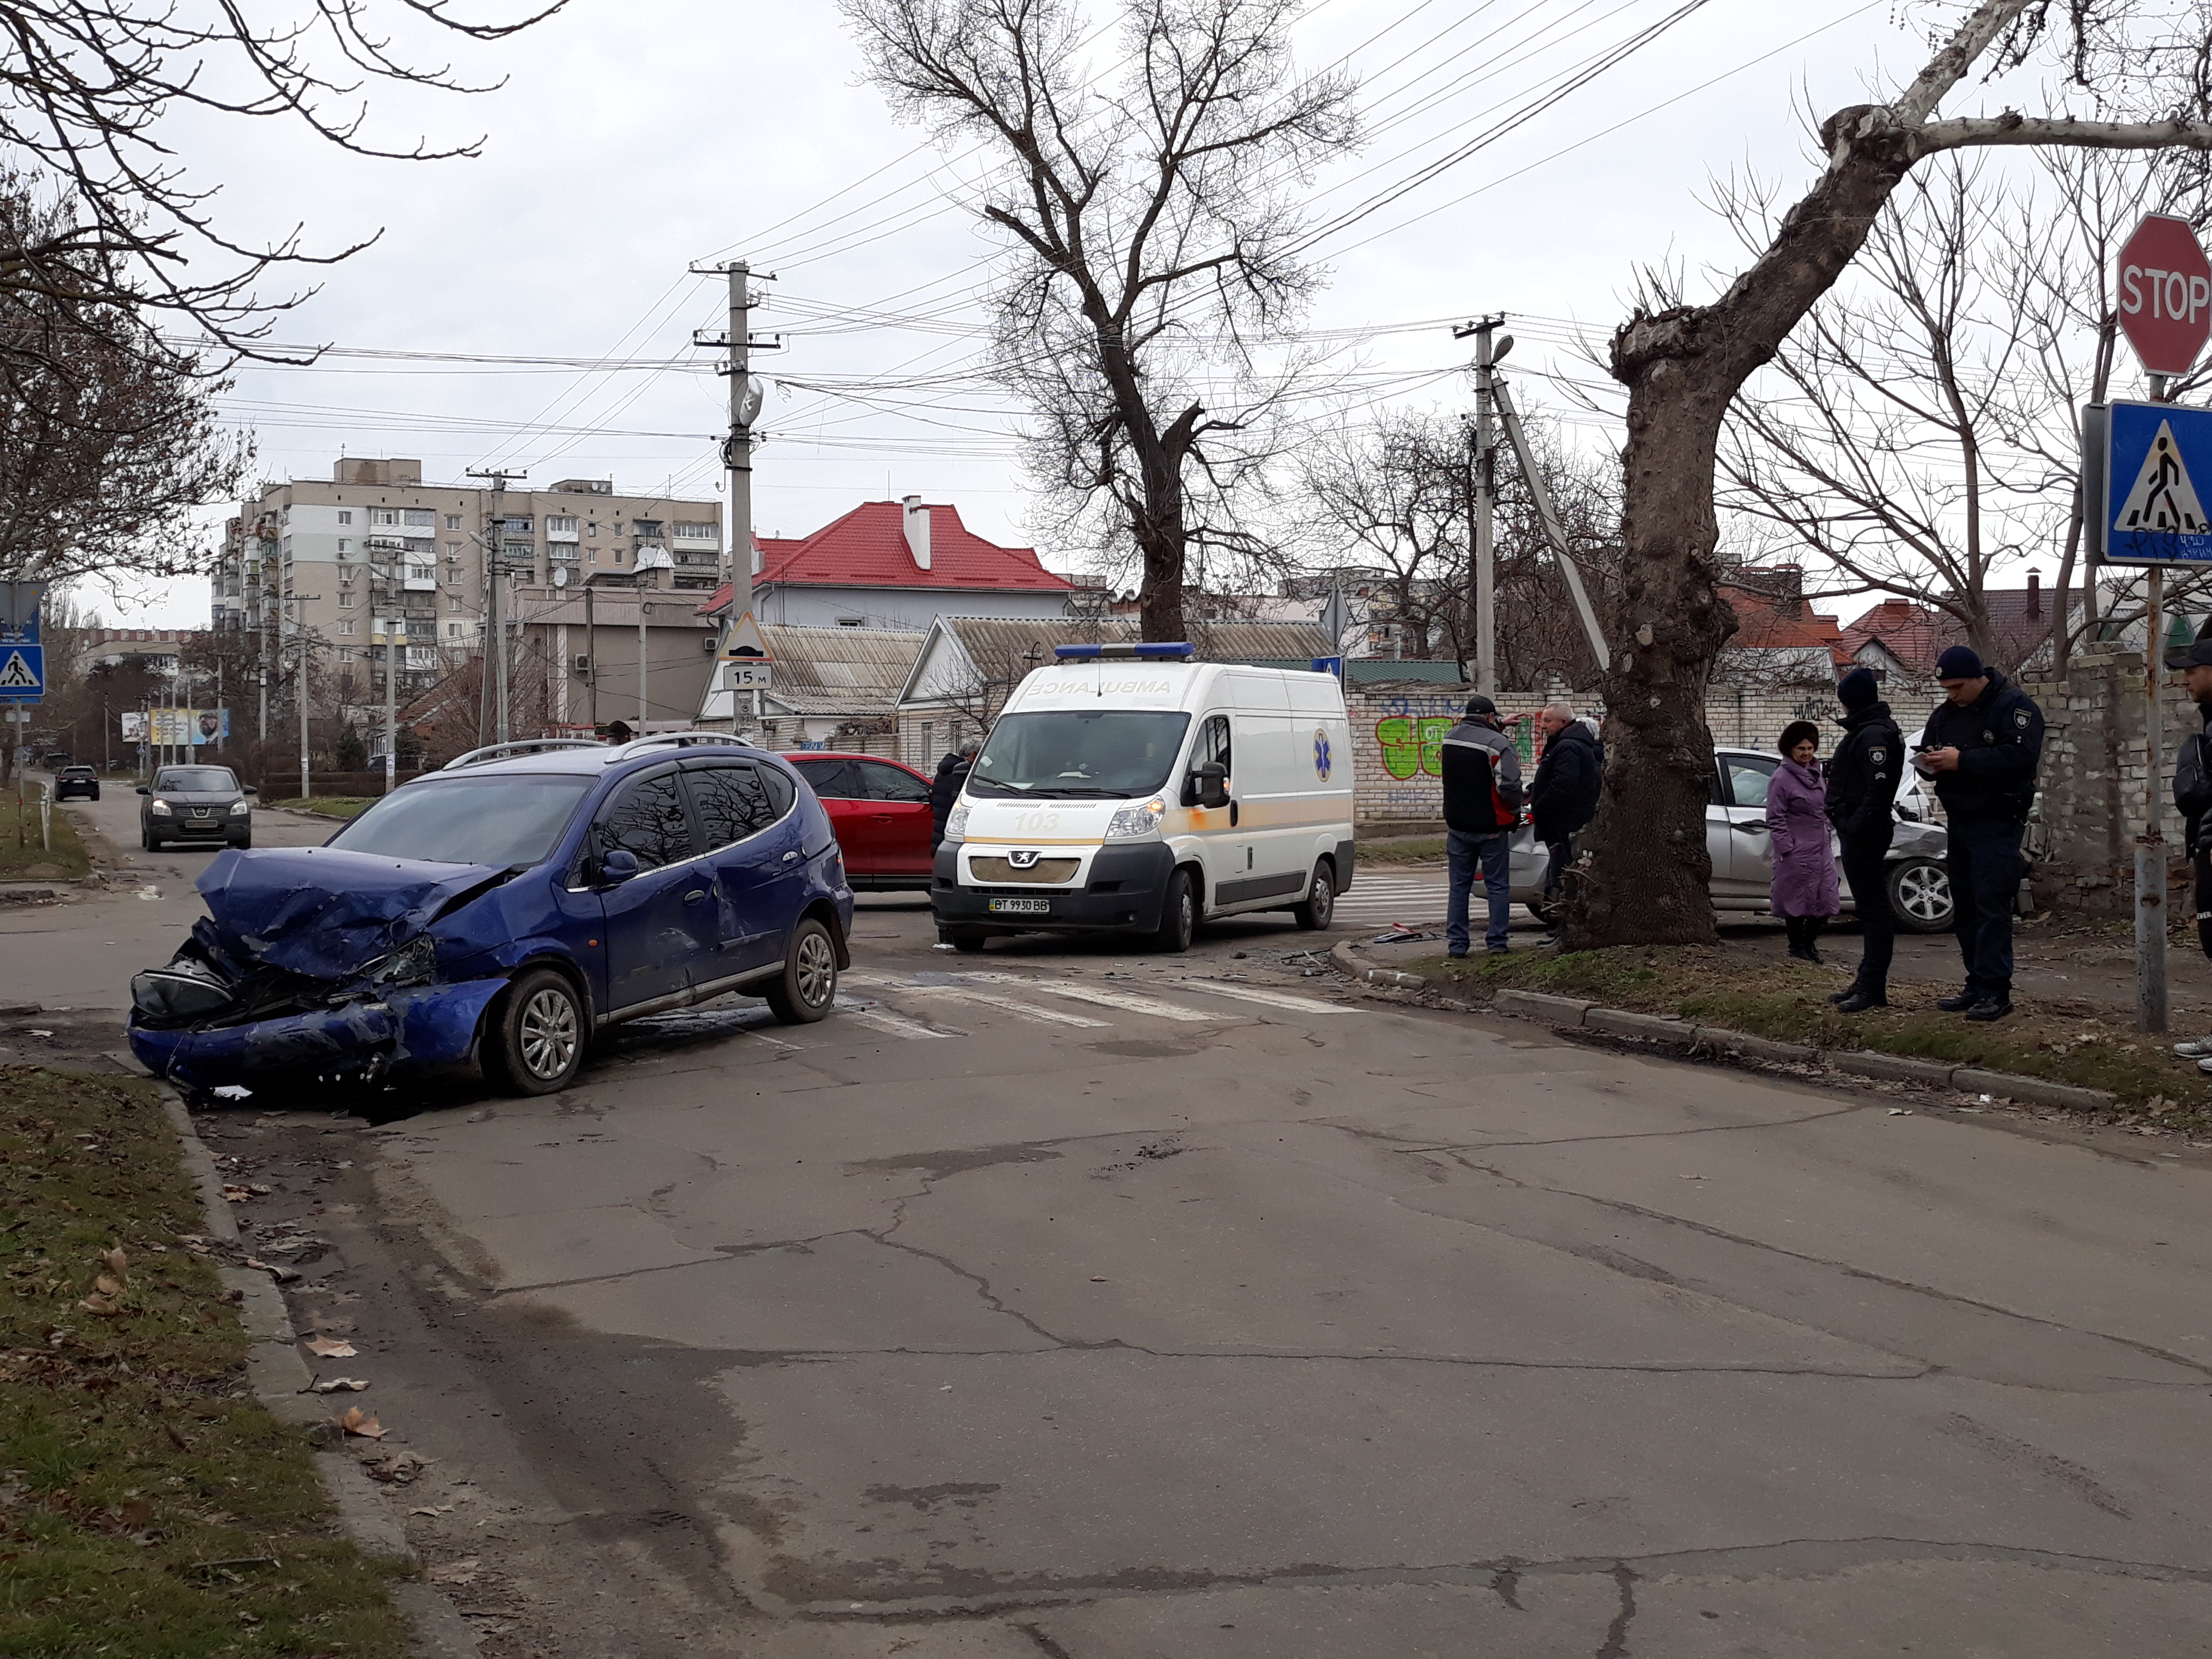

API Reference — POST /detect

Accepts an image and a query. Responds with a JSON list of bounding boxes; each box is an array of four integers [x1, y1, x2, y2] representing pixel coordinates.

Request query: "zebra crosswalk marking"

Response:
[[845, 973, 1112, 1028], [831, 998, 954, 1040], [1175, 981, 1355, 1016]]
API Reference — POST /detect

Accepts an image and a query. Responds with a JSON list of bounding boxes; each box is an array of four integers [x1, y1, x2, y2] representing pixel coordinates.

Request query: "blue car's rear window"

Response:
[[328, 774, 596, 867]]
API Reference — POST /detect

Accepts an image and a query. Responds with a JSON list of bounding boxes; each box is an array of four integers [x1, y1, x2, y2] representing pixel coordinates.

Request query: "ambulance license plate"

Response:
[[988, 896, 1049, 914]]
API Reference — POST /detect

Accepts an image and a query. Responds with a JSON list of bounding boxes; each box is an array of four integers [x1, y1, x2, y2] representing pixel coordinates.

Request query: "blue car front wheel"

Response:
[[484, 967, 587, 1095]]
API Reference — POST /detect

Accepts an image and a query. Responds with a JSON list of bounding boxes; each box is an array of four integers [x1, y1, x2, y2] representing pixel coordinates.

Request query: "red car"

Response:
[[781, 752, 936, 891]]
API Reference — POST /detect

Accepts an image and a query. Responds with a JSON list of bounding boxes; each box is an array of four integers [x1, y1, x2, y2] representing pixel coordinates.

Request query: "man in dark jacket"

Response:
[[1919, 645, 2045, 1021], [929, 737, 978, 850], [1824, 667, 1902, 1013], [1528, 703, 1600, 921], [1440, 695, 1524, 958], [2169, 640, 2212, 1066]]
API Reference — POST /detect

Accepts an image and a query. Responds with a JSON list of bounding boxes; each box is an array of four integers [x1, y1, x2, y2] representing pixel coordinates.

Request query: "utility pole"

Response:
[[468, 468, 525, 746], [638, 599, 649, 730], [692, 259, 780, 733], [1454, 315, 1503, 696], [382, 607, 398, 795], [2139, 372, 2173, 1033], [283, 593, 321, 801], [585, 585, 598, 728]]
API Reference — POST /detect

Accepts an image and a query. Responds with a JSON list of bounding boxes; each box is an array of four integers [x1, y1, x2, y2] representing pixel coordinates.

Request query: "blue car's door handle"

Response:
[[683, 888, 708, 903], [782, 850, 801, 863]]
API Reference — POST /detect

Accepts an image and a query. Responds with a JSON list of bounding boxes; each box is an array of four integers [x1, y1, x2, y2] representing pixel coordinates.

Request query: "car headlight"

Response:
[[229, 800, 250, 816], [1104, 797, 1166, 839], [366, 936, 438, 988], [149, 798, 172, 815], [943, 803, 970, 842]]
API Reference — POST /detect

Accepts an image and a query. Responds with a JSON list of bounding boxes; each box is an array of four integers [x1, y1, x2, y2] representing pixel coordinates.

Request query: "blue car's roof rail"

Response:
[[604, 731, 752, 763], [441, 738, 605, 771]]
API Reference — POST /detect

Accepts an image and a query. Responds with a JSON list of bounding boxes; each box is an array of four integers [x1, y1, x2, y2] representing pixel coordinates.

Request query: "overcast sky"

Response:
[[101, 0, 2032, 630]]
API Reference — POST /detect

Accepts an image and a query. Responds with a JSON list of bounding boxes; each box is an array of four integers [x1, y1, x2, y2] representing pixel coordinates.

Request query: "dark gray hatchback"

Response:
[[139, 765, 256, 851]]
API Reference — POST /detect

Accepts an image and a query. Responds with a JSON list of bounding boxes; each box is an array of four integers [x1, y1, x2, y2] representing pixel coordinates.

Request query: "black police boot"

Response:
[[1835, 988, 1887, 1013], [1828, 981, 1863, 1004], [1963, 997, 2014, 1022], [1937, 990, 1978, 1013]]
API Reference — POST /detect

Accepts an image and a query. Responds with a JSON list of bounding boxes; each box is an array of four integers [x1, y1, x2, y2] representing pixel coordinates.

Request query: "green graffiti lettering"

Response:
[[1376, 717, 1419, 780], [1418, 715, 1453, 775]]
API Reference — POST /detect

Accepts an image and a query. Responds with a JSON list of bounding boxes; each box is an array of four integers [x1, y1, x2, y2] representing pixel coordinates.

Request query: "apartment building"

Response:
[[213, 457, 724, 701]]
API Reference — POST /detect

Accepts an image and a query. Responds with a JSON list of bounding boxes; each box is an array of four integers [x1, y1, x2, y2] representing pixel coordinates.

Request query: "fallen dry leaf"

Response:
[[361, 1451, 429, 1484], [99, 1247, 128, 1283], [78, 1294, 121, 1317], [409, 1503, 455, 1516], [116, 1498, 153, 1528], [335, 1407, 385, 1440], [220, 1186, 256, 1204], [312, 1378, 370, 1394], [94, 1274, 125, 1297], [427, 1558, 480, 1585], [303, 1335, 356, 1358]]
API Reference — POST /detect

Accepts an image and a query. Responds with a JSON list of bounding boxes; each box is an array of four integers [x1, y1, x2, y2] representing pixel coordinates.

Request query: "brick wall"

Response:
[[2021, 644, 2194, 916], [1346, 675, 1946, 824]]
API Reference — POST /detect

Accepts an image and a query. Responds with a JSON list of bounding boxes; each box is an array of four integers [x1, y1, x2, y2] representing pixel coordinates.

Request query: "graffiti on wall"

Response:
[[1373, 706, 1537, 780]]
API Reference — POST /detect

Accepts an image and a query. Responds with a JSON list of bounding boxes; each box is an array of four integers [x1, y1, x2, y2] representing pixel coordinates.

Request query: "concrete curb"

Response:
[[1326, 942, 2122, 1115], [139, 1065, 482, 1656]]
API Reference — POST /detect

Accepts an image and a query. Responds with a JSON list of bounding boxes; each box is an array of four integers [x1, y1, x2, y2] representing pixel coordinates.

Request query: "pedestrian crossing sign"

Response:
[[0, 645, 40, 699], [2101, 399, 2212, 564]]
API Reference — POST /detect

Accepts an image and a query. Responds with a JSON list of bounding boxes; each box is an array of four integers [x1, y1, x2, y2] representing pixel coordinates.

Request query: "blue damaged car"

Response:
[[126, 735, 856, 1098]]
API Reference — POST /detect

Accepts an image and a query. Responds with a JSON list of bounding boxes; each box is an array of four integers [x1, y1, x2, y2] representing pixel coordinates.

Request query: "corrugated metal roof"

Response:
[[758, 623, 924, 718]]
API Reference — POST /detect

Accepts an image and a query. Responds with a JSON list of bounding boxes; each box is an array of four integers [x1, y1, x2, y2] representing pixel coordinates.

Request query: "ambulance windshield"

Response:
[[968, 711, 1192, 799]]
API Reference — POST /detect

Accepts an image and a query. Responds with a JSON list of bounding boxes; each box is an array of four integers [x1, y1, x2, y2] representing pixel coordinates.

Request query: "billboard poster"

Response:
[[145, 707, 231, 745], [119, 711, 146, 742]]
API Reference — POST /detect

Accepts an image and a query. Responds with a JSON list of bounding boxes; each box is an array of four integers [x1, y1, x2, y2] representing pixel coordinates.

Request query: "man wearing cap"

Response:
[[2169, 640, 2212, 1066], [1825, 667, 1902, 1012], [1440, 695, 1524, 958], [1918, 645, 2045, 1021]]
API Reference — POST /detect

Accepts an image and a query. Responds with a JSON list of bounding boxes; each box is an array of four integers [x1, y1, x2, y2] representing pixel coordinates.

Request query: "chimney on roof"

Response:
[[2027, 567, 2041, 619], [902, 495, 931, 571], [1775, 563, 1803, 619]]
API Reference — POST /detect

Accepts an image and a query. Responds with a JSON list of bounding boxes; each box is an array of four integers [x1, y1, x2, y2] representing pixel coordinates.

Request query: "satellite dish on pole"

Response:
[[737, 375, 765, 427], [553, 566, 569, 589]]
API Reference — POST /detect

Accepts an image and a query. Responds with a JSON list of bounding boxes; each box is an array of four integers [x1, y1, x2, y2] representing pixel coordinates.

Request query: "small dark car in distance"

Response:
[[53, 764, 100, 801], [138, 765, 255, 851], [780, 751, 936, 891], [126, 734, 857, 1100]]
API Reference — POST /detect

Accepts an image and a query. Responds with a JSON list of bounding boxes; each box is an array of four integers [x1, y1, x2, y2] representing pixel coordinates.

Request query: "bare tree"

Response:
[[842, 0, 1359, 641], [1716, 158, 2072, 667], [0, 0, 561, 362], [0, 180, 252, 588], [1298, 400, 1620, 685], [1567, 0, 2212, 951]]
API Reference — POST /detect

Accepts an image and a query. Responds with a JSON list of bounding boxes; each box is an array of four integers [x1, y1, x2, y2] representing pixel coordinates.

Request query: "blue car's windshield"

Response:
[[327, 774, 596, 867]]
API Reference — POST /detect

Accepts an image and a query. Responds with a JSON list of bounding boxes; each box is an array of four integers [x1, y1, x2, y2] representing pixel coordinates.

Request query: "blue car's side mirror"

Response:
[[599, 848, 641, 885]]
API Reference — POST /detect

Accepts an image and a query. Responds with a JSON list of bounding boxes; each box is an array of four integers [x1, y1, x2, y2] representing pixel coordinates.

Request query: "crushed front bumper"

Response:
[[128, 978, 506, 1093]]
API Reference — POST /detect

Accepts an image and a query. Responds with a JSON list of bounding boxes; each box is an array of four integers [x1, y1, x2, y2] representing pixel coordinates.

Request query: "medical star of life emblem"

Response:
[[1314, 729, 1332, 781]]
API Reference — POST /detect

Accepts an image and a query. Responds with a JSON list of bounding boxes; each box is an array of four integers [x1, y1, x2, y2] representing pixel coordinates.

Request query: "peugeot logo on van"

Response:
[[1008, 848, 1041, 869]]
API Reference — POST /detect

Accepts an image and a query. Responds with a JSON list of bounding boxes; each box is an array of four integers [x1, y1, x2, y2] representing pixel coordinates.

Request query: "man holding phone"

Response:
[[1917, 645, 2045, 1022]]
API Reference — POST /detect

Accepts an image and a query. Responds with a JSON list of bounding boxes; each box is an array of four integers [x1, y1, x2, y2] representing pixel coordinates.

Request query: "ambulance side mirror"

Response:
[[1192, 761, 1229, 810]]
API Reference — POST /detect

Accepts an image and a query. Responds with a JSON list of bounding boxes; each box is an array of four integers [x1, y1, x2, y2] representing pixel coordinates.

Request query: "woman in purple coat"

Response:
[[1768, 720, 1841, 964]]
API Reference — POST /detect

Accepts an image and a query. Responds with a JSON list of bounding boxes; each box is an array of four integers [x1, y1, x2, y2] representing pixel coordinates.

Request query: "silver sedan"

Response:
[[1511, 745, 1954, 932]]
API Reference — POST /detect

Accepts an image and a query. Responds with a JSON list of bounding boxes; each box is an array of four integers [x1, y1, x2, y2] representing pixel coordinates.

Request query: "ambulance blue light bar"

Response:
[[1053, 642, 1195, 660]]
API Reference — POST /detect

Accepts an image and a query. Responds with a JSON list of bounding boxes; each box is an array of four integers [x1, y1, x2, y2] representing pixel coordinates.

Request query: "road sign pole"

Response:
[[2140, 554, 2169, 1033]]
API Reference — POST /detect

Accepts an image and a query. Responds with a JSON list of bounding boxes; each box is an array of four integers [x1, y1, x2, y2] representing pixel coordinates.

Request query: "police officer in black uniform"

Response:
[[1918, 645, 2045, 1021], [1824, 667, 1902, 1013]]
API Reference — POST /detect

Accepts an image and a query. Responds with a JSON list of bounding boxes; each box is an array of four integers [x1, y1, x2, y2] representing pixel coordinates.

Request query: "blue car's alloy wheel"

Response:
[[766, 917, 838, 1024], [485, 967, 587, 1095]]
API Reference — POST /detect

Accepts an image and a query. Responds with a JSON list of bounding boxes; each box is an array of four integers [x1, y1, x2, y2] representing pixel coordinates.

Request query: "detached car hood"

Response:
[[195, 847, 512, 981]]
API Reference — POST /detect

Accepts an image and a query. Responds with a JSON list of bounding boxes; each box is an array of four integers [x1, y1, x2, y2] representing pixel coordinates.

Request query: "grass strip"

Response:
[[1357, 835, 1445, 865], [1415, 947, 2212, 1128], [0, 1066, 408, 1658], [0, 792, 89, 881]]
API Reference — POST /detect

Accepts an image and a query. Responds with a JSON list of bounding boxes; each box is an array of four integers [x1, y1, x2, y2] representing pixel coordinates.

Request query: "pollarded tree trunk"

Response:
[[1565, 111, 1921, 946]]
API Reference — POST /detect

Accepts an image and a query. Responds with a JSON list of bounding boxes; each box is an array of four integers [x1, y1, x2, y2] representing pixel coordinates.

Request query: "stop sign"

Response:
[[2118, 214, 2212, 377]]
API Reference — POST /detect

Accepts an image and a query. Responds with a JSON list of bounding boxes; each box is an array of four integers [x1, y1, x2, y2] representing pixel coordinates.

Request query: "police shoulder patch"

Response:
[[1869, 746, 1887, 766], [2014, 708, 2031, 728]]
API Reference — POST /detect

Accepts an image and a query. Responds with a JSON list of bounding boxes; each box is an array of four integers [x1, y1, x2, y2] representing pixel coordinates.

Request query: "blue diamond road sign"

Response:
[[2098, 398, 2212, 565]]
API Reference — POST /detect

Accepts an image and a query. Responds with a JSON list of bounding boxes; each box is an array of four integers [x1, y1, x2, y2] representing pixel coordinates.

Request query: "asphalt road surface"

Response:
[[9, 798, 2212, 1656]]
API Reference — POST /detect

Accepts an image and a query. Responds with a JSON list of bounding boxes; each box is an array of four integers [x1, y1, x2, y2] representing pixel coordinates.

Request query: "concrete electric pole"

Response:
[[468, 468, 525, 746], [692, 260, 779, 733], [1454, 316, 1504, 696]]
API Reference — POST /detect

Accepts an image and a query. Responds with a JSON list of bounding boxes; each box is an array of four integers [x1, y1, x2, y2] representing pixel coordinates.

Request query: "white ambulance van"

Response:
[[931, 642, 1355, 953]]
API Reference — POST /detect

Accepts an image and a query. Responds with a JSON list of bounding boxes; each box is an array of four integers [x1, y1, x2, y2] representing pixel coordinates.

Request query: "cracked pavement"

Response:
[[66, 887, 2212, 1656]]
